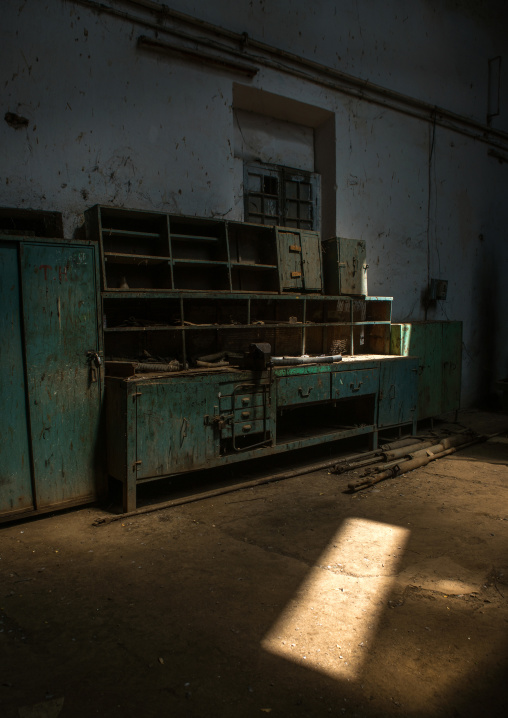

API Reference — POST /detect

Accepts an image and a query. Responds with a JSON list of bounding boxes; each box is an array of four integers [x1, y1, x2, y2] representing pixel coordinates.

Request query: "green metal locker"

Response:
[[0, 242, 34, 516], [377, 357, 418, 430], [322, 237, 368, 296], [390, 321, 462, 421], [441, 321, 462, 414], [0, 237, 104, 520]]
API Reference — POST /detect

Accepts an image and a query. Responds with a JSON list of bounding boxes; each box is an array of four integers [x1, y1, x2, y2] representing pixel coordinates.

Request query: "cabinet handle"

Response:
[[298, 386, 313, 398], [350, 381, 363, 392], [289, 245, 302, 253], [291, 271, 302, 278]]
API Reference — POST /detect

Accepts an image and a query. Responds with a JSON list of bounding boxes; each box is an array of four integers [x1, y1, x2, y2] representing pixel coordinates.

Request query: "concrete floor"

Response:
[[1, 410, 508, 718]]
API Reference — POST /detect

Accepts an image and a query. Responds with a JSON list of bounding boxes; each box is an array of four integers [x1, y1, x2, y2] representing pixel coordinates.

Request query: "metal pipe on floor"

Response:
[[348, 433, 482, 492]]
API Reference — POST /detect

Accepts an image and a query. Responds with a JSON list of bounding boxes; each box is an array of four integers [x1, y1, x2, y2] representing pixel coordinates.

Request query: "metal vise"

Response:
[[241, 343, 272, 371]]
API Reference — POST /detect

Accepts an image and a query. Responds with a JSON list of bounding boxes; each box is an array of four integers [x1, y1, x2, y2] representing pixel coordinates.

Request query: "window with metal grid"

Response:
[[244, 163, 320, 231]]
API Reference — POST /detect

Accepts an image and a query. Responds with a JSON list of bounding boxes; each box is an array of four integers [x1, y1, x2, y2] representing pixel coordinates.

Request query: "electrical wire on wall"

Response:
[[425, 110, 437, 320]]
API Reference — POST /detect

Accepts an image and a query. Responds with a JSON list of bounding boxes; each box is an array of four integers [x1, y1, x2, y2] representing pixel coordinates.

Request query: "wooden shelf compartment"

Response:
[[172, 263, 230, 291], [169, 215, 228, 263], [352, 323, 391, 355], [98, 208, 170, 257], [104, 262, 172, 290], [104, 253, 171, 265]]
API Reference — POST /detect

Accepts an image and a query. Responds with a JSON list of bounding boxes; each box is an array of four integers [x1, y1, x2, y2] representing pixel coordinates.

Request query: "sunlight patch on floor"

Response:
[[262, 518, 410, 680]]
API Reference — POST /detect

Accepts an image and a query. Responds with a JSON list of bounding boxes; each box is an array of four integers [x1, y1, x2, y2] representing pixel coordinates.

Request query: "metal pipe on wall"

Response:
[[69, 0, 508, 152]]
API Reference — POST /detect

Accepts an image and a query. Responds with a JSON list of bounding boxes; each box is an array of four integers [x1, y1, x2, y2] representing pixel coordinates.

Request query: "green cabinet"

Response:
[[441, 322, 462, 413], [0, 242, 33, 516], [135, 378, 217, 479], [322, 237, 368, 296], [377, 357, 418, 429], [275, 227, 322, 292], [106, 355, 418, 512], [0, 237, 104, 521], [390, 321, 462, 420]]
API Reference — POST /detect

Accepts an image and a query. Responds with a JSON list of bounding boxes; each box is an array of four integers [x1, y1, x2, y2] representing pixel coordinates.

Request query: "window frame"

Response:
[[243, 162, 321, 232]]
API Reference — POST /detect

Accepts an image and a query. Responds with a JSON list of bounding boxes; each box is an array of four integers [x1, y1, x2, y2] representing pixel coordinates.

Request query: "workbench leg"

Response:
[[371, 428, 378, 450], [123, 479, 137, 513]]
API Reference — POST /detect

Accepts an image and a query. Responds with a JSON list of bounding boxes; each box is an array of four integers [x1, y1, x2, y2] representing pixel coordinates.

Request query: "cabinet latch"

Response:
[[204, 413, 234, 430], [291, 271, 302, 278], [86, 350, 102, 383]]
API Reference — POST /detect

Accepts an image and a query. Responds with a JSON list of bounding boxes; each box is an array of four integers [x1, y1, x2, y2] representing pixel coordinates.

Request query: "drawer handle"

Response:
[[298, 386, 313, 398], [349, 381, 363, 392], [242, 424, 252, 432]]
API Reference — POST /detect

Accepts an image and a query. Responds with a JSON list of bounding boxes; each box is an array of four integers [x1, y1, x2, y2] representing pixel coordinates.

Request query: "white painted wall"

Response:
[[2, 0, 508, 405]]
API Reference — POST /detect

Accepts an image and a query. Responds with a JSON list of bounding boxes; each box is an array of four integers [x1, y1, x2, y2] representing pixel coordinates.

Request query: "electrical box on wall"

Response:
[[322, 237, 368, 296], [430, 278, 448, 301]]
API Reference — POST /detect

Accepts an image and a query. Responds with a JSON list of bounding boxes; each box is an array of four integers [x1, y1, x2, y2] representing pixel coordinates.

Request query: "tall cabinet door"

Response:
[[0, 242, 34, 517], [20, 242, 103, 509], [339, 238, 367, 296], [135, 378, 217, 479], [276, 229, 304, 291], [441, 321, 462, 413], [301, 231, 322, 292], [378, 358, 418, 428]]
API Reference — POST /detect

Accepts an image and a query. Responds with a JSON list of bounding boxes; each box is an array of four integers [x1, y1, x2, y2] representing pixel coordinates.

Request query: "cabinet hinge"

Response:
[[132, 460, 142, 470]]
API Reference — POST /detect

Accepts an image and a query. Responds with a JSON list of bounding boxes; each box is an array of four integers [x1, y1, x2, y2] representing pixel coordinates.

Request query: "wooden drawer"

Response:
[[277, 373, 330, 406], [332, 368, 378, 399]]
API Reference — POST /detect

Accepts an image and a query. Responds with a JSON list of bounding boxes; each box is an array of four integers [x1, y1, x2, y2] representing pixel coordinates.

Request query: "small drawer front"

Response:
[[233, 391, 268, 410], [277, 374, 330, 406], [221, 418, 271, 439], [332, 368, 378, 399], [218, 383, 270, 412], [234, 404, 268, 423]]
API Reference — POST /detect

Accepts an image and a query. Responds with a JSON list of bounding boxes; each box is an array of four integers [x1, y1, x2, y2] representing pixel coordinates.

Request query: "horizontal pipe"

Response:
[[333, 435, 432, 474], [195, 359, 229, 367], [380, 436, 422, 451], [93, 451, 360, 525], [138, 35, 258, 77], [382, 439, 436, 461], [135, 361, 180, 372], [271, 354, 342, 365]]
